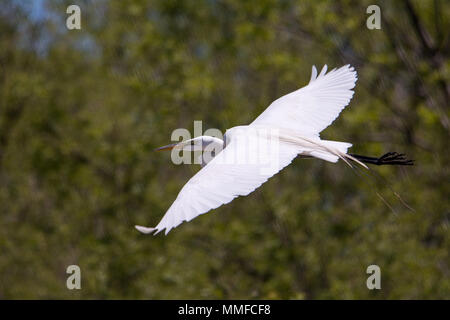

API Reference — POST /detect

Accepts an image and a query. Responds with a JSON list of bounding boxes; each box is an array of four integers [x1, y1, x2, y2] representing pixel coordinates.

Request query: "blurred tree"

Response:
[[0, 0, 448, 299]]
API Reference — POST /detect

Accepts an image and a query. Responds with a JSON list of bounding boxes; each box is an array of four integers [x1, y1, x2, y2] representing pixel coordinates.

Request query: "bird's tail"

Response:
[[304, 138, 368, 169], [304, 139, 414, 169], [277, 132, 413, 169]]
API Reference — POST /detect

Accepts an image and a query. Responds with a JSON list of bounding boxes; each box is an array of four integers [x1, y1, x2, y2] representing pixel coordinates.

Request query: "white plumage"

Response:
[[136, 65, 361, 235], [251, 65, 357, 135]]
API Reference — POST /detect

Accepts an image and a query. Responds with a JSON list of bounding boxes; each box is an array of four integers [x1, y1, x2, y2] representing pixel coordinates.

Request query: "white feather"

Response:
[[251, 64, 357, 135], [137, 65, 361, 235]]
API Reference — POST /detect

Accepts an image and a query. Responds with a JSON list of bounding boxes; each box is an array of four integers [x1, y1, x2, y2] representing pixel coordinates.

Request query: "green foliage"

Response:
[[0, 0, 448, 299]]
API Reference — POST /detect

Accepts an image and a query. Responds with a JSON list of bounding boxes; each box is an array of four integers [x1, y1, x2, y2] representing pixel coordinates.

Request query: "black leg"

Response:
[[349, 152, 414, 166]]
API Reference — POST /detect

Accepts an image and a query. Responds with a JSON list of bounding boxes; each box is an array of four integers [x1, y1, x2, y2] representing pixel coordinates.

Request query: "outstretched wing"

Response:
[[136, 137, 301, 235], [251, 65, 357, 135], [137, 65, 358, 235]]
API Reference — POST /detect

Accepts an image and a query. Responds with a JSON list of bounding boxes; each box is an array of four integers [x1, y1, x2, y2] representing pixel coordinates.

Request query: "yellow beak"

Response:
[[154, 143, 178, 152]]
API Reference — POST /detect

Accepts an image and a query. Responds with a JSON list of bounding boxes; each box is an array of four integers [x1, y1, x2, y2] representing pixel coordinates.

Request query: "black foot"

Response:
[[376, 152, 414, 166], [349, 152, 414, 166]]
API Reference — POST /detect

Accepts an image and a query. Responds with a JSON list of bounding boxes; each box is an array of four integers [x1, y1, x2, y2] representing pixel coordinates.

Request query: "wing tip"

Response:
[[318, 64, 328, 78], [310, 65, 318, 83], [310, 64, 358, 83], [135, 225, 157, 234], [135, 225, 170, 236]]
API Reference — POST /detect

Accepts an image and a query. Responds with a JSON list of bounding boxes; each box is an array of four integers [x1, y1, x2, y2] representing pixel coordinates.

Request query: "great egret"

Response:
[[136, 65, 412, 235]]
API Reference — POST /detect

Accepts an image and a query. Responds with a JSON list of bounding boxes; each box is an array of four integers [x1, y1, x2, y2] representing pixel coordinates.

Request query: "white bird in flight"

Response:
[[136, 65, 412, 235]]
